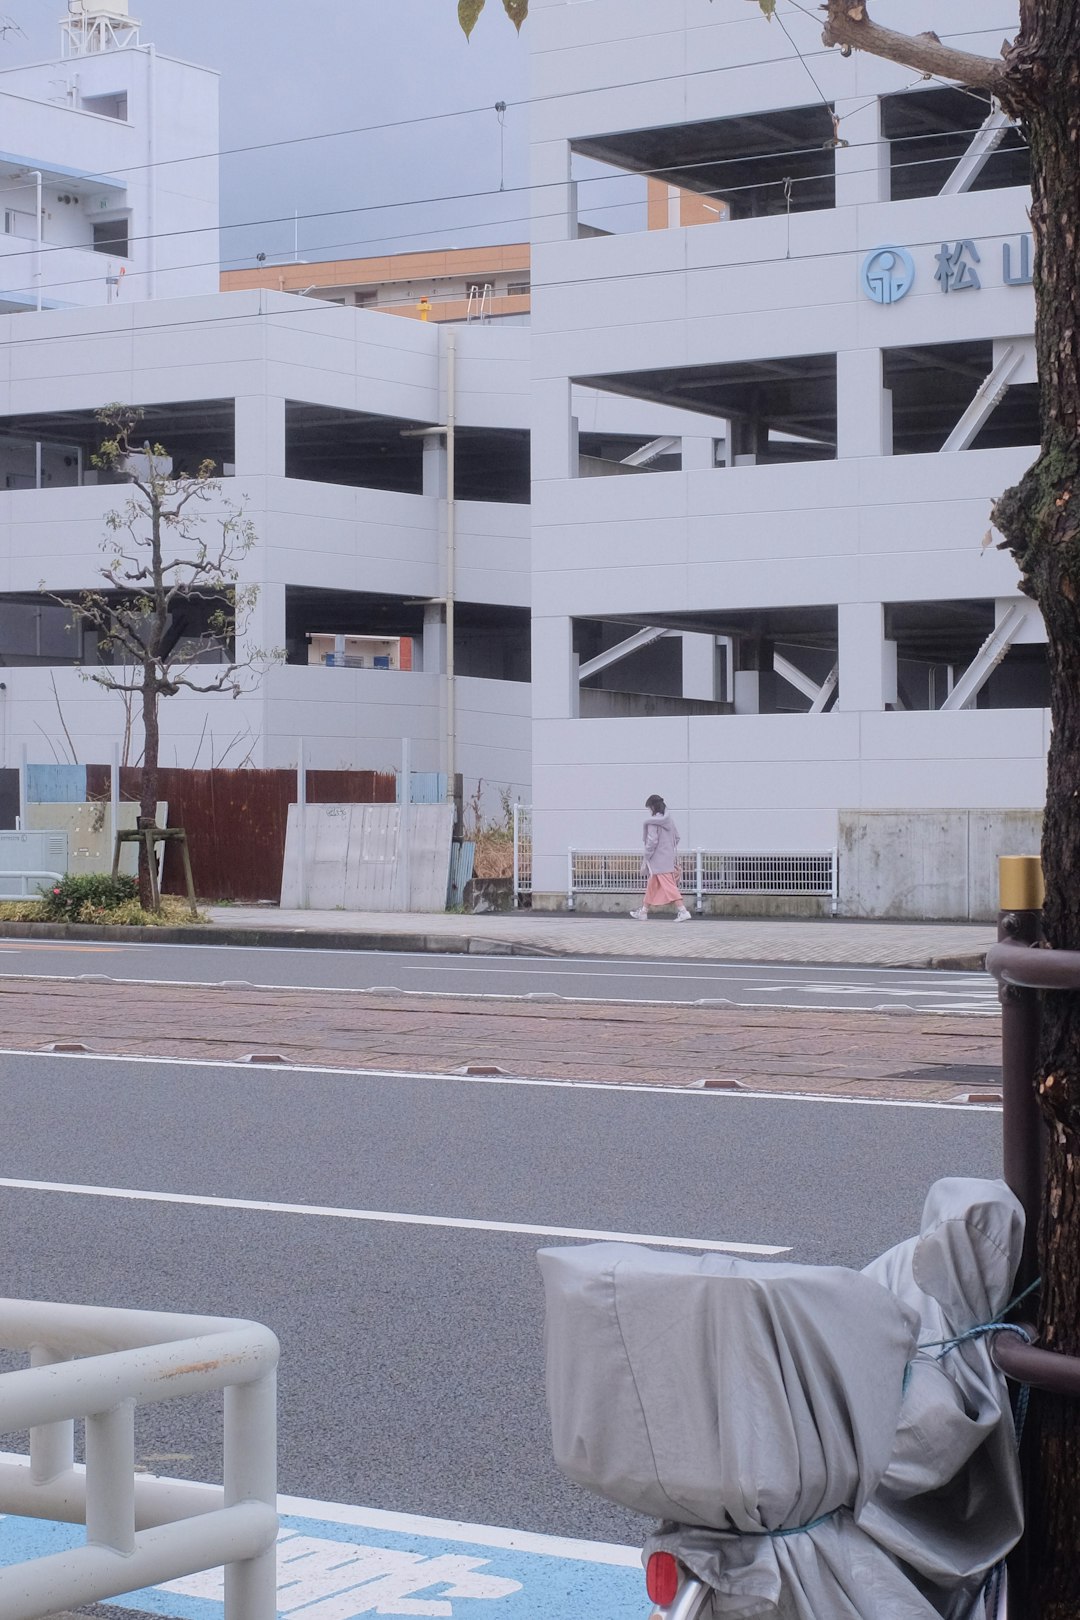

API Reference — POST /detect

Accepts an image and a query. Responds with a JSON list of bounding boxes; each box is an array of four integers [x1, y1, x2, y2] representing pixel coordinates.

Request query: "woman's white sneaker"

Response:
[[629, 907, 648, 921], [675, 907, 692, 921]]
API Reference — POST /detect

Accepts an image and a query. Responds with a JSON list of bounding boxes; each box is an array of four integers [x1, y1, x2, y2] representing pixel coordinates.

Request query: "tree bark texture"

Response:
[[990, 7, 1080, 1615], [820, 1, 1080, 1609]]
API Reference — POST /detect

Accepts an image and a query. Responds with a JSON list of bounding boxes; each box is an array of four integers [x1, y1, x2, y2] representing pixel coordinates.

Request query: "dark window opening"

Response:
[[883, 342, 1039, 455], [573, 607, 838, 717], [456, 428, 530, 503], [285, 587, 530, 683], [571, 103, 837, 227], [82, 91, 128, 120], [284, 404, 528, 502], [93, 216, 129, 257], [578, 432, 682, 477], [886, 599, 1047, 710], [0, 589, 234, 668], [575, 356, 837, 464], [0, 400, 235, 488], [882, 87, 1030, 201]]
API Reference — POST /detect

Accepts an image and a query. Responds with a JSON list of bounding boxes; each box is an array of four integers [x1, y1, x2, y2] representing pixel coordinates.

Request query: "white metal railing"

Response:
[[0, 1297, 279, 1620], [0, 870, 65, 899], [567, 849, 839, 912], [513, 803, 532, 904]]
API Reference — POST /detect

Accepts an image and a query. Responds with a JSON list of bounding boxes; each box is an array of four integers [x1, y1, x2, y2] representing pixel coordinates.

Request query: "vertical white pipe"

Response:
[[296, 738, 307, 909], [400, 735, 411, 912], [85, 1401, 136, 1554], [18, 740, 27, 831], [30, 170, 42, 311], [445, 332, 457, 814], [111, 740, 121, 864], [223, 1374, 278, 1620], [29, 1346, 74, 1485], [146, 45, 157, 299]]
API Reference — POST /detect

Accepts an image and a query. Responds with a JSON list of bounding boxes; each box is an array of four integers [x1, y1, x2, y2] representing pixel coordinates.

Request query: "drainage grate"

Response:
[[893, 1064, 1002, 1086]]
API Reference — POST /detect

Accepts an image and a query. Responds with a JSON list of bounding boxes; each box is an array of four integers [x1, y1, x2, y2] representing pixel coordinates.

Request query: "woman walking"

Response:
[[631, 794, 692, 921]]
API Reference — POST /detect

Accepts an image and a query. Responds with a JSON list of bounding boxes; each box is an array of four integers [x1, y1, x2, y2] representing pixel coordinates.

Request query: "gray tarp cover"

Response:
[[538, 1178, 1023, 1619]]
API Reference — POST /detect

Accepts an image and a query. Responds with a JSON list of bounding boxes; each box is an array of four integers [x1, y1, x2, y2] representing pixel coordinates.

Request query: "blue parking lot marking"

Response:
[[0, 1497, 647, 1619]]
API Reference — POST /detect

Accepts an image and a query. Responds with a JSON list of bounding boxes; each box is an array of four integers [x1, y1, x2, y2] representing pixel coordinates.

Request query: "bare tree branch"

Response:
[[821, 0, 1007, 91]]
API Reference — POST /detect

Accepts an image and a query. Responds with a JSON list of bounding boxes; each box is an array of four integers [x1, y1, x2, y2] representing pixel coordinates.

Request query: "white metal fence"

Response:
[[0, 1297, 279, 1620], [567, 849, 838, 911], [513, 803, 532, 904]]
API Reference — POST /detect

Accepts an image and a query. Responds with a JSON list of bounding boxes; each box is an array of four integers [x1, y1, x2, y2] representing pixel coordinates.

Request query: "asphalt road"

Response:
[[0, 939, 999, 1013], [0, 1053, 1002, 1547]]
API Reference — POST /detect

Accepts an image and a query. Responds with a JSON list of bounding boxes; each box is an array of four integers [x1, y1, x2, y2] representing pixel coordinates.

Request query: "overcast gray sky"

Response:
[[4, 1, 531, 266]]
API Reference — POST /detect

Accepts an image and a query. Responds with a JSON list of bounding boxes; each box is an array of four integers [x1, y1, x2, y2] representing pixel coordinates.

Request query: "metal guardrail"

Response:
[[567, 849, 838, 912], [0, 1297, 279, 1620]]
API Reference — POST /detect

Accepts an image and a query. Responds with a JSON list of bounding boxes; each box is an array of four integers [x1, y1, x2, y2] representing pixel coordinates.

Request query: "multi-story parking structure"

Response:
[[0, 9, 531, 807], [528, 0, 1045, 917]]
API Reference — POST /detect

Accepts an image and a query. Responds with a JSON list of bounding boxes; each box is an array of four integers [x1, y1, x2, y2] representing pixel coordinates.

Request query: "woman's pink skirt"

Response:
[[644, 871, 683, 907]]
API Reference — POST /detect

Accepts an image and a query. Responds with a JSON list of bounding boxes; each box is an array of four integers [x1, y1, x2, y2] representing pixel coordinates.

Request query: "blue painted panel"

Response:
[[399, 771, 448, 805], [448, 840, 476, 908], [25, 763, 87, 803]]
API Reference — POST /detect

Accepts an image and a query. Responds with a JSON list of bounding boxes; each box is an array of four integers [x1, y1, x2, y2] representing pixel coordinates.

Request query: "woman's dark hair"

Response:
[[645, 794, 666, 815]]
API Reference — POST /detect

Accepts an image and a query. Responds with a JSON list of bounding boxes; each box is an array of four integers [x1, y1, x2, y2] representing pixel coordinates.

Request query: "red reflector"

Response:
[[646, 1551, 680, 1607]]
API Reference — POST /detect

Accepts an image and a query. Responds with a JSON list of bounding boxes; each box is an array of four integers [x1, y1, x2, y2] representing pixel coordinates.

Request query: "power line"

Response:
[[0, 118, 1028, 300], [0, 10, 1008, 194]]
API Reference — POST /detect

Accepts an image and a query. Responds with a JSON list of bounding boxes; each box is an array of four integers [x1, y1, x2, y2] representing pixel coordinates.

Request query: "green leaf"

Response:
[[752, 0, 776, 15], [459, 0, 485, 37], [502, 0, 529, 28]]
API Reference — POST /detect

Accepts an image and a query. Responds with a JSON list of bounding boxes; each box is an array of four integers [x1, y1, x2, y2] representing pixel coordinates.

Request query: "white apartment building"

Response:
[[527, 0, 1045, 917], [0, 7, 530, 809], [0, 1, 218, 313]]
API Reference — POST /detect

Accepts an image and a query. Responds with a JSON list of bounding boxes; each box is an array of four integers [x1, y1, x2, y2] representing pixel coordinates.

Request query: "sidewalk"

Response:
[[202, 906, 995, 970]]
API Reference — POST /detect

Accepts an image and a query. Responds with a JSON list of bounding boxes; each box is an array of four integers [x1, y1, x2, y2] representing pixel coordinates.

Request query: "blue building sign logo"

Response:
[[861, 246, 915, 305]]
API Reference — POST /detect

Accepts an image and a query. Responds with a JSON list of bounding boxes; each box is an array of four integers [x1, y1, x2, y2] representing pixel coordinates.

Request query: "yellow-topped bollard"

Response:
[[999, 854, 1044, 912]]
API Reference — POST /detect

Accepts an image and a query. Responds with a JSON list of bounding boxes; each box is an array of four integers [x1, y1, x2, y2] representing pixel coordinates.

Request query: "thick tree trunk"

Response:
[[138, 673, 159, 911], [992, 12, 1080, 1612]]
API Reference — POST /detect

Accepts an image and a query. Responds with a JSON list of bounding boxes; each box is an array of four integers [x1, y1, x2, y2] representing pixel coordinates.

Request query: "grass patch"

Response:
[[0, 896, 208, 926]]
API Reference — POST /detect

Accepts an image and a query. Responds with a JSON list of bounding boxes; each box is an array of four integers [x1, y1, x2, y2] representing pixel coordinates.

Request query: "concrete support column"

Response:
[[838, 602, 897, 711], [680, 435, 715, 472], [422, 435, 447, 498], [682, 634, 719, 701], [834, 96, 889, 208], [837, 349, 890, 458], [532, 139, 576, 244], [532, 616, 579, 719], [733, 638, 776, 714], [234, 395, 286, 478], [240, 579, 286, 664], [532, 378, 578, 483], [422, 604, 447, 677]]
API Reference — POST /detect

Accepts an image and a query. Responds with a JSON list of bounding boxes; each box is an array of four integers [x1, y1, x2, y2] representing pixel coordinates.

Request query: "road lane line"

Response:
[[0, 1047, 1002, 1109], [0, 970, 999, 1014], [0, 1176, 787, 1255]]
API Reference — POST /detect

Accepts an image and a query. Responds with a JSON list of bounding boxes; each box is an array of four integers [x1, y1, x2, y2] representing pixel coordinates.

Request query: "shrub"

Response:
[[39, 872, 138, 922]]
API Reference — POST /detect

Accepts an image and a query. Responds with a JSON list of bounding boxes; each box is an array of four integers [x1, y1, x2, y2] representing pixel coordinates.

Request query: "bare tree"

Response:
[[50, 404, 277, 907]]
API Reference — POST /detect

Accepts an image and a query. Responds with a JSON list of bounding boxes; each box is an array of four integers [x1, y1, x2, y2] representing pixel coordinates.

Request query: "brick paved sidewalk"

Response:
[[205, 906, 994, 969], [2, 977, 1001, 1103]]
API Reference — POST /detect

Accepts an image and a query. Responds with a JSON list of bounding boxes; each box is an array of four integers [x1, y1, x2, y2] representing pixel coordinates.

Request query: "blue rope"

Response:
[[911, 1280, 1039, 1620]]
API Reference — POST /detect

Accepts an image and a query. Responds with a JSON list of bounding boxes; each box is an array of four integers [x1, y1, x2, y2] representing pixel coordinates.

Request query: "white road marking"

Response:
[[0, 968, 999, 1015], [0, 1175, 787, 1255], [272, 1494, 640, 1565]]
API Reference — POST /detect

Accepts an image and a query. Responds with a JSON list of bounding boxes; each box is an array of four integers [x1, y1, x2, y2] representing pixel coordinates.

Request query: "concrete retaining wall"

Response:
[[839, 809, 1042, 921]]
